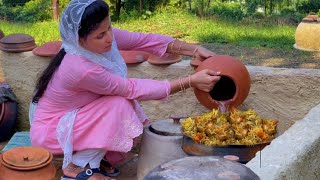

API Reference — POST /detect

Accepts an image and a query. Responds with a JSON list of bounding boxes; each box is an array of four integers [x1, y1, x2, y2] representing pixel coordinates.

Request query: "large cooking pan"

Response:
[[181, 135, 271, 164]]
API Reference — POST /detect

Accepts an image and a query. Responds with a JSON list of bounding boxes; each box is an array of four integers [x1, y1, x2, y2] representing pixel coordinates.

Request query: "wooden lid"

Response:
[[147, 53, 182, 65], [32, 41, 62, 57], [1, 146, 52, 170]]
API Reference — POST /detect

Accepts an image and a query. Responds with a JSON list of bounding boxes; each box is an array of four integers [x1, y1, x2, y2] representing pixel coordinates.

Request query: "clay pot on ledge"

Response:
[[294, 14, 320, 51], [0, 33, 37, 53], [147, 53, 182, 65], [0, 146, 56, 180], [193, 55, 251, 110]]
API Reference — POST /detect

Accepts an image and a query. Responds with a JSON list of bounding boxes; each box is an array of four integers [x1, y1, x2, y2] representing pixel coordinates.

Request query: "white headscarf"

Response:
[[59, 0, 127, 77]]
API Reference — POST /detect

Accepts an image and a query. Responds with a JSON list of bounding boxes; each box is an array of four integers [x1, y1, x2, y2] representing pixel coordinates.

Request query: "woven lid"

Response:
[[1, 146, 52, 170]]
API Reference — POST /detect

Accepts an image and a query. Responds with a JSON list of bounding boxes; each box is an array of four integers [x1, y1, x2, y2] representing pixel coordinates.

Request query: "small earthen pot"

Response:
[[32, 41, 62, 57], [193, 55, 251, 110], [120, 50, 151, 64], [0, 146, 56, 180]]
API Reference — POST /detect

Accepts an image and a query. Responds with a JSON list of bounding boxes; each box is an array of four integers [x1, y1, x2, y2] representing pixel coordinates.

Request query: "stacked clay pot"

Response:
[[193, 55, 251, 110]]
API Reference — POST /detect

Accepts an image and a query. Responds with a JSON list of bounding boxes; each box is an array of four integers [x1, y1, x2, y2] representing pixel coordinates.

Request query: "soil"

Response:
[[201, 43, 320, 69]]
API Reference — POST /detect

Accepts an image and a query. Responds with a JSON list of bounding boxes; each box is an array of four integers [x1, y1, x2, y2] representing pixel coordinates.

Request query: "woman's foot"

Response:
[[100, 159, 121, 177], [63, 163, 113, 180]]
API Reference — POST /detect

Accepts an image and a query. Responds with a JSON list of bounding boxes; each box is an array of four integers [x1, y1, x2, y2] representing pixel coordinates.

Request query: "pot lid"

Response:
[[0, 34, 34, 44], [32, 41, 62, 57], [1, 146, 52, 170], [147, 53, 182, 65], [149, 115, 185, 136], [120, 50, 150, 64]]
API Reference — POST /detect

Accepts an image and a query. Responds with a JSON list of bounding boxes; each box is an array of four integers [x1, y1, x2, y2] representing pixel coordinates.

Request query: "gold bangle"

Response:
[[179, 77, 186, 92], [170, 40, 175, 53], [192, 46, 200, 58], [177, 41, 184, 54], [188, 75, 192, 88]]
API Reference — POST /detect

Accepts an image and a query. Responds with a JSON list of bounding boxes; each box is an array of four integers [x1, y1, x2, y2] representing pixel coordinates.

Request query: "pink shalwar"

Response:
[[30, 28, 174, 164]]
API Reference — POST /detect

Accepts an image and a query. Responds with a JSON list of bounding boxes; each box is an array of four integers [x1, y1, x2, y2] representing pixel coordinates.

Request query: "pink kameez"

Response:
[[30, 28, 174, 164]]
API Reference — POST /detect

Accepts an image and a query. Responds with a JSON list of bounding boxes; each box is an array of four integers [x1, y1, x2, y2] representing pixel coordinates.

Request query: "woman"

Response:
[[29, 0, 221, 179]]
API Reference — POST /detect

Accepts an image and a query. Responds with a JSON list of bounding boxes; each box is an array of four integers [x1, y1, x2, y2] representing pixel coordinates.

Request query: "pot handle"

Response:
[[169, 115, 186, 124]]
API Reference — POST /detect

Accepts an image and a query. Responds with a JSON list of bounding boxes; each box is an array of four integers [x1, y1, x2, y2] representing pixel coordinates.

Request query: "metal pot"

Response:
[[144, 156, 260, 180], [137, 116, 187, 180], [181, 135, 270, 164]]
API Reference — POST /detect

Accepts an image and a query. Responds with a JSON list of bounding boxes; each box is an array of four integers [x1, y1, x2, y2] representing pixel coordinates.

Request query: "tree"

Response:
[[53, 0, 59, 21]]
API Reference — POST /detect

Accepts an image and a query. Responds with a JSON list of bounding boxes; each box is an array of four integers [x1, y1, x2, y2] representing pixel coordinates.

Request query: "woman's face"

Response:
[[79, 17, 113, 54]]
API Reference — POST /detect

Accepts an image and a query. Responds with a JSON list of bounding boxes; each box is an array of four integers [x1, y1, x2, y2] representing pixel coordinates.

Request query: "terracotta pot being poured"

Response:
[[0, 146, 56, 180], [194, 55, 251, 110]]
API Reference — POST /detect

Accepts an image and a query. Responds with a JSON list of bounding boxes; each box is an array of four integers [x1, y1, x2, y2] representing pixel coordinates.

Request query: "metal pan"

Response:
[[181, 135, 271, 164]]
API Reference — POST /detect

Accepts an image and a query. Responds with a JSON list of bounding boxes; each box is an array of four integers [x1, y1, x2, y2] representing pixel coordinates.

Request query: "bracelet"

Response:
[[177, 41, 184, 54], [170, 40, 176, 53], [188, 75, 192, 88], [179, 77, 186, 92], [192, 46, 200, 58]]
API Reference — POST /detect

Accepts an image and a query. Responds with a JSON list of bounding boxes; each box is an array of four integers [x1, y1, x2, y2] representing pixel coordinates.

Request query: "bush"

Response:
[[208, 2, 245, 21], [3, 0, 52, 22], [2, 0, 29, 6], [297, 0, 320, 14]]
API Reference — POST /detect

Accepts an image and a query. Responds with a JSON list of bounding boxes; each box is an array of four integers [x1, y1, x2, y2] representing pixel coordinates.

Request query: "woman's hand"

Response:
[[194, 46, 217, 62], [191, 69, 221, 92]]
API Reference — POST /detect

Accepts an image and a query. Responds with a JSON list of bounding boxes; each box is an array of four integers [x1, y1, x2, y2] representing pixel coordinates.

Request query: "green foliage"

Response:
[[0, 0, 51, 22], [1, 8, 296, 49], [2, 0, 29, 6], [296, 0, 320, 14], [208, 2, 245, 21], [16, 0, 51, 22]]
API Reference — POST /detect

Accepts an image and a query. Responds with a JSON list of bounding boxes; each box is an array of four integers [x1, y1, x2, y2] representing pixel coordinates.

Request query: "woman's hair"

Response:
[[32, 1, 110, 103]]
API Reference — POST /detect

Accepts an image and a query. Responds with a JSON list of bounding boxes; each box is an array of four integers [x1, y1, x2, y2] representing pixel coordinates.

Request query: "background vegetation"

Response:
[[0, 0, 319, 49]]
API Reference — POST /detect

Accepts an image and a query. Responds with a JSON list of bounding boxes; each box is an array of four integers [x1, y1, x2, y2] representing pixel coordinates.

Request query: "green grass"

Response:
[[0, 11, 296, 49]]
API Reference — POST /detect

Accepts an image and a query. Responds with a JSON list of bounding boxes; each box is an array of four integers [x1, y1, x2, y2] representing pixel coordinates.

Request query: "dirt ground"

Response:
[[201, 43, 320, 69]]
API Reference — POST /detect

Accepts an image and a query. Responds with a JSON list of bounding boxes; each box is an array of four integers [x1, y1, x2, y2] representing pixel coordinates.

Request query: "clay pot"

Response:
[[0, 101, 18, 142], [147, 53, 182, 65], [32, 41, 62, 57], [0, 34, 37, 53], [0, 146, 56, 180], [193, 55, 251, 110], [294, 15, 320, 51], [120, 50, 151, 64], [0, 30, 4, 40]]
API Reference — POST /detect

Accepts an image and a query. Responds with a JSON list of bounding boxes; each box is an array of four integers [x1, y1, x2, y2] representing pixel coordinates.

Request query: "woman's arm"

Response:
[[166, 39, 216, 61], [78, 64, 220, 101], [113, 28, 174, 57]]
